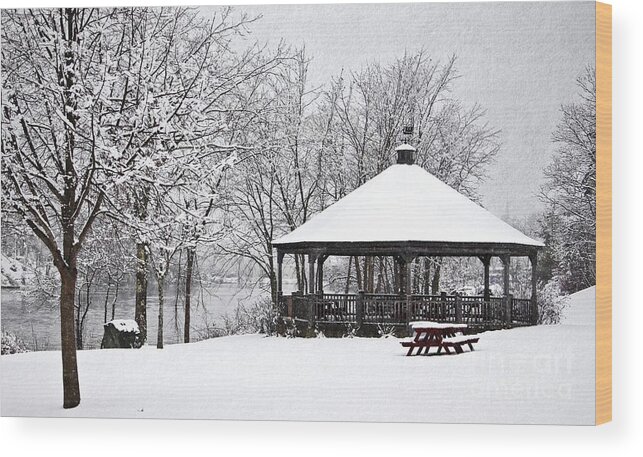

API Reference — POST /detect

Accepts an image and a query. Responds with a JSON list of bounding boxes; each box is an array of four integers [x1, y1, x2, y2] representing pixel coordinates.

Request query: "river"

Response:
[[1, 280, 297, 350]]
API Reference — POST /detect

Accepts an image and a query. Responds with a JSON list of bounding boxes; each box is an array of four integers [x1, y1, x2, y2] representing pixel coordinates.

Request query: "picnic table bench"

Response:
[[401, 321, 480, 356]]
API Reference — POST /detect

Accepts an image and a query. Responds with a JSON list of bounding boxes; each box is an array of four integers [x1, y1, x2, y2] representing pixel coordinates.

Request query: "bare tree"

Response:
[[539, 66, 596, 293], [1, 8, 118, 408], [99, 7, 287, 343], [224, 49, 325, 302], [318, 52, 500, 293]]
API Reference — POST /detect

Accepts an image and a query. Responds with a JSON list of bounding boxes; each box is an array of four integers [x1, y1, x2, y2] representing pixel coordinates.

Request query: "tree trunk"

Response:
[[75, 290, 83, 350], [157, 275, 165, 349], [111, 280, 119, 321], [267, 247, 277, 306], [174, 251, 182, 336], [60, 268, 80, 408], [184, 249, 195, 343], [103, 277, 112, 324], [135, 242, 148, 344]]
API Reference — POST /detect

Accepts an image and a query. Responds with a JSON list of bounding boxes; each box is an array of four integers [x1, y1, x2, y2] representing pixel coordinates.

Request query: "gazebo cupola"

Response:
[[272, 141, 543, 333], [396, 143, 416, 165]]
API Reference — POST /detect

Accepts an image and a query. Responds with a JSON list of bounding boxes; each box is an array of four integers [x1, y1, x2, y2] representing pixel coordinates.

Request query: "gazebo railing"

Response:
[[286, 292, 534, 326], [512, 298, 532, 323]]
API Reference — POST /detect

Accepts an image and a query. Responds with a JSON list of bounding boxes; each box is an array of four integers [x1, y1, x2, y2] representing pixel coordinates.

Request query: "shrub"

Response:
[[377, 324, 396, 338], [2, 331, 30, 355], [195, 297, 280, 339], [537, 277, 568, 324], [342, 323, 359, 338]]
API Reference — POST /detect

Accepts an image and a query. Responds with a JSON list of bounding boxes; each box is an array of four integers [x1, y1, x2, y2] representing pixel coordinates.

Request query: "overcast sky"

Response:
[[202, 1, 595, 220]]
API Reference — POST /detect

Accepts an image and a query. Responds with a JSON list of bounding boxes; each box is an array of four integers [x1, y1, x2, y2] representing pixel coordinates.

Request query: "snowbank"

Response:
[[560, 286, 596, 326]]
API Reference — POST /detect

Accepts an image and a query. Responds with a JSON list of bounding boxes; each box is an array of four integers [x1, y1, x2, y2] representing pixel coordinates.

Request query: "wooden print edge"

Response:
[[595, 1, 612, 425]]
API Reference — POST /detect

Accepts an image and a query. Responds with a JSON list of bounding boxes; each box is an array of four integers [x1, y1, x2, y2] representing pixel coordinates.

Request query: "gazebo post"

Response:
[[480, 255, 491, 302], [317, 255, 327, 295], [276, 250, 284, 311], [529, 252, 538, 324], [501, 255, 511, 325], [479, 255, 491, 322], [307, 253, 317, 295], [394, 257, 402, 294], [402, 255, 415, 324]]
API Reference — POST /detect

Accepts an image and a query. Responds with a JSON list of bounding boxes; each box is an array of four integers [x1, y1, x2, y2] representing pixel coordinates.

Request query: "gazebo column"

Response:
[[394, 257, 403, 294], [479, 255, 491, 322], [317, 255, 327, 295], [529, 252, 538, 325], [307, 253, 317, 295], [500, 255, 512, 325], [479, 255, 491, 301], [402, 255, 415, 324], [276, 250, 284, 314]]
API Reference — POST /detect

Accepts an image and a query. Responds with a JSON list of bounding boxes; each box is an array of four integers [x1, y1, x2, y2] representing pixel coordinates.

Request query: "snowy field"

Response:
[[1, 288, 595, 424]]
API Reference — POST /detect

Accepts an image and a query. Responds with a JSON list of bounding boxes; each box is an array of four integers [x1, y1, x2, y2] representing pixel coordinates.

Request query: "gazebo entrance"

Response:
[[272, 144, 543, 334]]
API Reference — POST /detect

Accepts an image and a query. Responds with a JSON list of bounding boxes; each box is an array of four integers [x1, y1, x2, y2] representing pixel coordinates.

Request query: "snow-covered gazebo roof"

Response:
[[272, 145, 542, 258]]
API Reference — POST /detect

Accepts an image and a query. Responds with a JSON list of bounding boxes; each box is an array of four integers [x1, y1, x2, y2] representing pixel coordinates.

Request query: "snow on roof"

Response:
[[272, 164, 543, 247], [105, 319, 140, 334], [395, 143, 416, 152]]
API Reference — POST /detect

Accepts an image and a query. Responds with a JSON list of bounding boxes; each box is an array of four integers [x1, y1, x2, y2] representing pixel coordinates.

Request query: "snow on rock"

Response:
[[105, 319, 140, 334], [560, 286, 595, 326], [1, 322, 594, 424]]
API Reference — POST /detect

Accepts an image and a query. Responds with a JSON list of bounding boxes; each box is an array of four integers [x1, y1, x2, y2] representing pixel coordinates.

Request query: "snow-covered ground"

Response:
[[1, 288, 595, 424], [561, 286, 596, 326]]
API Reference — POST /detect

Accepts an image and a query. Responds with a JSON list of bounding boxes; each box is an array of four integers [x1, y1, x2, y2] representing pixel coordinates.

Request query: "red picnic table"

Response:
[[401, 321, 480, 356]]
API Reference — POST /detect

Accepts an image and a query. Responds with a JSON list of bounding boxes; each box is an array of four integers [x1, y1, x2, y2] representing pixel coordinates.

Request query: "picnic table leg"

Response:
[[415, 332, 429, 356], [406, 332, 422, 356], [467, 342, 474, 351]]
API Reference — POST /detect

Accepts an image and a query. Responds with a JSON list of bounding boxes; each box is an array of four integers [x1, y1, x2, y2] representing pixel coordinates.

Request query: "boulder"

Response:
[[101, 319, 142, 349]]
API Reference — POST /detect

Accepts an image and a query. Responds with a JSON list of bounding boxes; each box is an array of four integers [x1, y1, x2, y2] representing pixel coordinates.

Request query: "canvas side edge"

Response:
[[595, 1, 612, 426]]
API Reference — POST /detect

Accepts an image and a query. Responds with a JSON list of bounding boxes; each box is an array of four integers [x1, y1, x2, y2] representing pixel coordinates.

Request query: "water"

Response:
[[0, 281, 292, 351]]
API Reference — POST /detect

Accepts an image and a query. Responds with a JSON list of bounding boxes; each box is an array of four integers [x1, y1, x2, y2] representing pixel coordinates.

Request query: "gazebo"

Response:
[[272, 144, 543, 333]]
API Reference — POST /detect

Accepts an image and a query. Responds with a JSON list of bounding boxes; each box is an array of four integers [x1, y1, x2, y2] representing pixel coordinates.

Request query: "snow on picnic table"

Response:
[[1, 288, 595, 424], [410, 321, 469, 329]]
